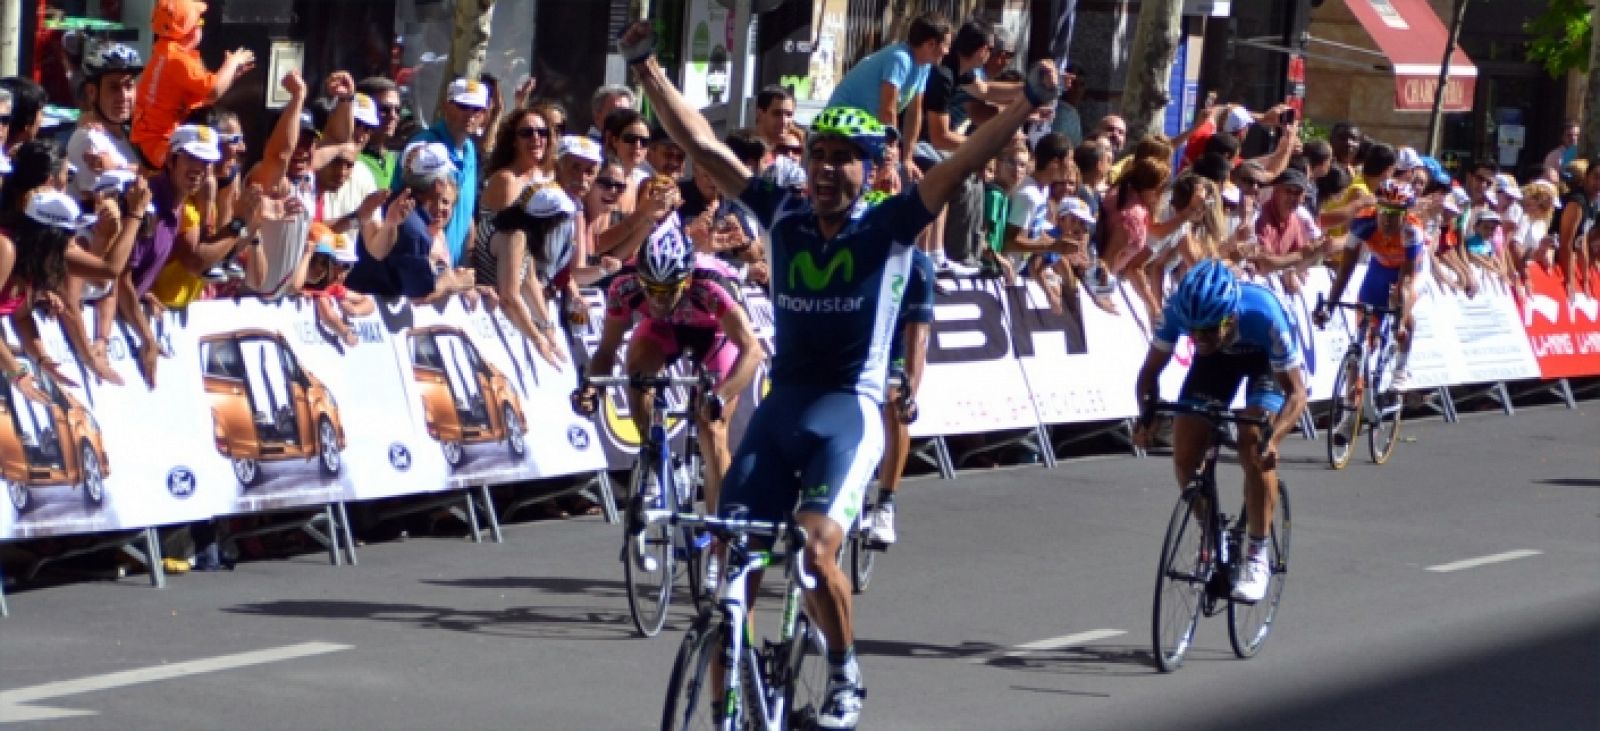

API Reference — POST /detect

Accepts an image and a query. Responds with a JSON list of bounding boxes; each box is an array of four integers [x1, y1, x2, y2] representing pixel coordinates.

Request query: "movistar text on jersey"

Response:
[[775, 293, 868, 314]]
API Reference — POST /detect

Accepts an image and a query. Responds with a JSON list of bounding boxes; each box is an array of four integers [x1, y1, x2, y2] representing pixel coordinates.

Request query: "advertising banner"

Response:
[[913, 278, 1040, 437], [1008, 280, 1144, 424], [1520, 264, 1600, 379]]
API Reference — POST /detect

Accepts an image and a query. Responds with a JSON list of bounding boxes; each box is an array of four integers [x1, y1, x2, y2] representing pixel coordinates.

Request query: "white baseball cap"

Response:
[[1223, 106, 1254, 135], [523, 185, 576, 218], [352, 93, 381, 128], [25, 190, 83, 230], [1495, 173, 1523, 201], [403, 142, 457, 182], [1058, 196, 1095, 225], [557, 135, 602, 164], [169, 124, 222, 163], [93, 169, 139, 194], [447, 78, 490, 110], [1395, 146, 1423, 172]]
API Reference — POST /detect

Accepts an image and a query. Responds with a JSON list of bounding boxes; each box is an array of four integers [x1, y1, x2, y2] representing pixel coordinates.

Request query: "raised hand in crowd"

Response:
[[513, 76, 538, 109], [224, 47, 256, 77], [324, 71, 356, 99]]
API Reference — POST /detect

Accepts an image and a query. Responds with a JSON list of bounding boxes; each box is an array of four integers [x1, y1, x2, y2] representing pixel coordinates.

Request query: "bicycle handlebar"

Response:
[[637, 510, 817, 591], [1316, 293, 1400, 316], [1148, 401, 1272, 430]]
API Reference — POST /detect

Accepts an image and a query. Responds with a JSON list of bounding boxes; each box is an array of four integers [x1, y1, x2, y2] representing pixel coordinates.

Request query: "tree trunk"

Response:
[[436, 0, 497, 116], [1582, 0, 1600, 159], [1118, 0, 1185, 148]]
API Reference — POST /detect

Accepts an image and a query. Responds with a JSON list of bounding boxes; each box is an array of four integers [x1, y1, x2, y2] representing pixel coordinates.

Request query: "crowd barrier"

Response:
[[1, 260, 1595, 615]]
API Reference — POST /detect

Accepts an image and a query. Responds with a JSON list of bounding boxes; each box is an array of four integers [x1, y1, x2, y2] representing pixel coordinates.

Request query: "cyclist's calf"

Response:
[[796, 511, 853, 652]]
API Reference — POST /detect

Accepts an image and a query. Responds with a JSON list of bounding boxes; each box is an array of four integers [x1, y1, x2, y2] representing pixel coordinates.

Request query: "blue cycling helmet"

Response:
[[1170, 259, 1240, 330]]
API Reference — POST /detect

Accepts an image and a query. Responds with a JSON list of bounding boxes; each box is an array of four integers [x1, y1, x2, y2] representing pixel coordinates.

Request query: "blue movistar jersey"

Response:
[[889, 249, 936, 366], [738, 179, 935, 399], [1152, 282, 1304, 372]]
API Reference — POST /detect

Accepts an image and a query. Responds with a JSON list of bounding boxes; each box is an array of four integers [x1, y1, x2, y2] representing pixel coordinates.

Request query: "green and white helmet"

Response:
[[808, 106, 889, 161]]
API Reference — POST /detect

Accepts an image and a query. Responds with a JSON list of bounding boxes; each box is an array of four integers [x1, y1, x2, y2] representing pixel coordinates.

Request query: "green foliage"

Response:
[[1526, 0, 1593, 77], [1300, 119, 1328, 143]]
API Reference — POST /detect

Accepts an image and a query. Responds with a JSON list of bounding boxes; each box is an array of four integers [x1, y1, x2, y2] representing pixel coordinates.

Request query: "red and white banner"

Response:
[[1520, 264, 1600, 379]]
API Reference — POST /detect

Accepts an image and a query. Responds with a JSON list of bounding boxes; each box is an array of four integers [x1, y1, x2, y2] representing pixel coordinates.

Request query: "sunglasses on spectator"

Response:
[[641, 279, 688, 298], [220, 133, 244, 145], [377, 104, 401, 118], [0, 115, 11, 126], [620, 133, 650, 146], [777, 144, 803, 156], [595, 178, 626, 194], [518, 126, 552, 139]]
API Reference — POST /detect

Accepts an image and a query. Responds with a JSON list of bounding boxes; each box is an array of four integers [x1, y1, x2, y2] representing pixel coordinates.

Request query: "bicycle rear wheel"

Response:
[[783, 613, 831, 729], [849, 506, 877, 594], [661, 617, 725, 730], [1326, 352, 1360, 470], [1229, 483, 1291, 659], [626, 463, 675, 638], [1152, 486, 1214, 672], [1368, 370, 1404, 464]]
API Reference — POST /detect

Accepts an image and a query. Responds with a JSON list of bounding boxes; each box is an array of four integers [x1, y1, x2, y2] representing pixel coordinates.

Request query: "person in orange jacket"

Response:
[[130, 0, 255, 170]]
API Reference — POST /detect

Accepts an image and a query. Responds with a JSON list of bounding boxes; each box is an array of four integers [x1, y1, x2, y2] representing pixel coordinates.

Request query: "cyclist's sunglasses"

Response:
[[642, 279, 688, 298], [1190, 315, 1235, 338]]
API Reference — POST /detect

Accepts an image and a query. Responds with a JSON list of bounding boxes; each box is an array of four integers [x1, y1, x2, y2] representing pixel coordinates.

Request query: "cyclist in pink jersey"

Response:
[[580, 216, 764, 514]]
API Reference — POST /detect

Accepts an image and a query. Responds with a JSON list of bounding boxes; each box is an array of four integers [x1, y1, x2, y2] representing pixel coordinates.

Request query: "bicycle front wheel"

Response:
[[1326, 351, 1361, 470], [625, 465, 675, 638], [1229, 483, 1291, 659], [661, 617, 726, 730], [849, 508, 877, 594], [783, 613, 831, 729], [1368, 375, 1404, 464], [1152, 486, 1213, 672]]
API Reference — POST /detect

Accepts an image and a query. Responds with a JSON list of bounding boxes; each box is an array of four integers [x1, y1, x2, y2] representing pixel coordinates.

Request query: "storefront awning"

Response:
[[1344, 0, 1477, 112]]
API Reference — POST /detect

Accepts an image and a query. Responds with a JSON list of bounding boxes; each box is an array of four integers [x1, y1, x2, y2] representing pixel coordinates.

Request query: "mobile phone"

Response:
[[1280, 107, 1297, 126]]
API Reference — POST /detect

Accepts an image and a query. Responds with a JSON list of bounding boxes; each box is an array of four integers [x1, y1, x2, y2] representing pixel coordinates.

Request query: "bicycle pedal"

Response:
[[864, 539, 889, 551]]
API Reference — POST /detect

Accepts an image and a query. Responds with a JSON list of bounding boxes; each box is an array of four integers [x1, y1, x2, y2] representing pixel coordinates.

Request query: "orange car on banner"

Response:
[[1520, 264, 1600, 379]]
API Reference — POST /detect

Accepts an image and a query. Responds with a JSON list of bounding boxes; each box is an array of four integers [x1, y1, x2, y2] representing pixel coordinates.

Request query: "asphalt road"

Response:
[[1, 403, 1596, 730]]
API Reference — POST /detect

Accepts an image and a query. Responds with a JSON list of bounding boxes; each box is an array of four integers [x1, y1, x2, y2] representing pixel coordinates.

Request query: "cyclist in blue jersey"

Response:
[[1315, 179, 1423, 390], [1132, 260, 1308, 603], [868, 247, 935, 545], [620, 21, 1058, 729]]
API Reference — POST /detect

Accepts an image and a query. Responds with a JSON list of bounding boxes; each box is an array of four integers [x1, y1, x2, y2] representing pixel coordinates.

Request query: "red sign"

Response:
[[1520, 264, 1600, 378], [1394, 74, 1476, 113]]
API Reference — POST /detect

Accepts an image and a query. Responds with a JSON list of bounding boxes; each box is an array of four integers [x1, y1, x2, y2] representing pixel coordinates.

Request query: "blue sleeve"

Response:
[[1152, 302, 1183, 350], [881, 49, 912, 90], [1404, 225, 1425, 265], [906, 63, 930, 97], [1348, 214, 1377, 242], [869, 187, 938, 251], [902, 251, 936, 324], [736, 178, 789, 231], [1259, 300, 1303, 372]]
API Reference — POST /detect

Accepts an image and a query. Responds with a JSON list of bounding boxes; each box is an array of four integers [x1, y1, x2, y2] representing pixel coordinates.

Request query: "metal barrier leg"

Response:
[[477, 485, 504, 543], [1496, 382, 1515, 416], [932, 437, 956, 480], [1298, 409, 1319, 440], [337, 502, 359, 566], [1556, 378, 1577, 409], [1034, 425, 1058, 469], [322, 506, 342, 566], [1, 563, 10, 617], [142, 527, 166, 589], [462, 489, 483, 543], [595, 471, 619, 525], [1434, 386, 1459, 423]]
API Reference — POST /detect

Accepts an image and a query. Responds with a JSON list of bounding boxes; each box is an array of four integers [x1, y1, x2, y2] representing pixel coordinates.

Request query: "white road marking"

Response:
[[968, 629, 1126, 663], [1426, 549, 1543, 573], [0, 642, 352, 723]]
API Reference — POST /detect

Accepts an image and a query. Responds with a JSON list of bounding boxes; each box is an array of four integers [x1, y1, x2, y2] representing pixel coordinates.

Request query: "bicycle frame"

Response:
[[1332, 303, 1400, 420], [1161, 403, 1274, 596], [648, 512, 816, 731]]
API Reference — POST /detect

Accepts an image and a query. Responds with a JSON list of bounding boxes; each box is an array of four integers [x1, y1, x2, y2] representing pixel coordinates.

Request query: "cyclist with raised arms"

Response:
[[1315, 179, 1423, 395], [618, 20, 1058, 729], [1132, 260, 1308, 603], [577, 216, 765, 526]]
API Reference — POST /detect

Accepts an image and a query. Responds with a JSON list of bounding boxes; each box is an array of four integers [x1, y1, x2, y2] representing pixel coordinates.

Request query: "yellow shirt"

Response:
[[151, 203, 207, 308], [1321, 178, 1371, 240]]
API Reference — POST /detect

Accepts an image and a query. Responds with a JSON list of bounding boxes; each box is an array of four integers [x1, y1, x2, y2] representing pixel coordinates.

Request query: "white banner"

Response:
[[1009, 280, 1144, 424], [914, 278, 1040, 437]]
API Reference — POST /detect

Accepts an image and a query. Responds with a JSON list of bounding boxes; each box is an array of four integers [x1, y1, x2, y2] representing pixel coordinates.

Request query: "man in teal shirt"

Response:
[[394, 77, 486, 265], [827, 13, 950, 182]]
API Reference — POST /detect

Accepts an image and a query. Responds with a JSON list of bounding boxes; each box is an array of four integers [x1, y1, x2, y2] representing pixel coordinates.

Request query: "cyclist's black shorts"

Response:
[[1178, 349, 1285, 414]]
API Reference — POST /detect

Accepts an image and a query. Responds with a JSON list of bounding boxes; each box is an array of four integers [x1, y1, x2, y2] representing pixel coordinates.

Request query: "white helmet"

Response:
[[637, 217, 694, 285]]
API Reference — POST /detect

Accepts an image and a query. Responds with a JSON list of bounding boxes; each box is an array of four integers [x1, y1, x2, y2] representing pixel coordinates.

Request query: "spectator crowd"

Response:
[[0, 0, 1594, 420]]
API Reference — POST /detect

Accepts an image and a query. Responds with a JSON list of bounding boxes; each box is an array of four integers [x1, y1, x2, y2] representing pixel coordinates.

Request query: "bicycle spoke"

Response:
[[1152, 488, 1210, 672]]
